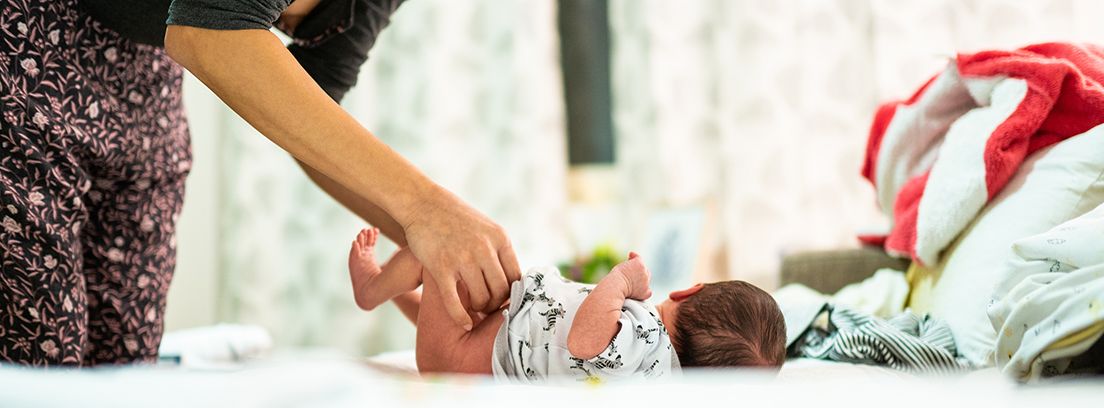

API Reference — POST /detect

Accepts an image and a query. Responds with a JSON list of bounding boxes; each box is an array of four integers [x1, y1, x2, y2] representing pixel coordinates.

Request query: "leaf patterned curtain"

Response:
[[170, 0, 1104, 356]]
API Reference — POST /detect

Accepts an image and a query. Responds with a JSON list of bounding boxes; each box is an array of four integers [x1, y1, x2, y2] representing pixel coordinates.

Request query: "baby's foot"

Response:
[[349, 228, 385, 310]]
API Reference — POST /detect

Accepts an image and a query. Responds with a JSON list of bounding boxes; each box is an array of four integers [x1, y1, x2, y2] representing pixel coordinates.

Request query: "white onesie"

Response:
[[491, 266, 680, 382]]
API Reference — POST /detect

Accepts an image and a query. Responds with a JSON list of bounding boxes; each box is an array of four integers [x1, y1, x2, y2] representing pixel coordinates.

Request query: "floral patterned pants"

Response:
[[0, 0, 191, 366]]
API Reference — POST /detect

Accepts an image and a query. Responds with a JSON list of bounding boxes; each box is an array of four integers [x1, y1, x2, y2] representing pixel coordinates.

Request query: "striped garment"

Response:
[[789, 305, 971, 374]]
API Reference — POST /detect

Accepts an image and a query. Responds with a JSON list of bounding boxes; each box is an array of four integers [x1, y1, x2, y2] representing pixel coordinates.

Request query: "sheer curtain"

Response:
[[170, 0, 1104, 355], [608, 0, 1104, 287], [175, 0, 568, 355]]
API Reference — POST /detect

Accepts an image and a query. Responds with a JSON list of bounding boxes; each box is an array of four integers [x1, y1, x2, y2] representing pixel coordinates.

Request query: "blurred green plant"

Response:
[[558, 243, 624, 284]]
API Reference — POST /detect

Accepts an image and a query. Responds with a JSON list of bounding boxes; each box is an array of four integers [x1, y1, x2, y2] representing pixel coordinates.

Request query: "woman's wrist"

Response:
[[383, 174, 442, 229]]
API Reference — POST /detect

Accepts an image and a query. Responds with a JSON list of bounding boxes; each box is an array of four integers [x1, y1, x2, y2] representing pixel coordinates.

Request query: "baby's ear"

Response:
[[668, 283, 704, 301]]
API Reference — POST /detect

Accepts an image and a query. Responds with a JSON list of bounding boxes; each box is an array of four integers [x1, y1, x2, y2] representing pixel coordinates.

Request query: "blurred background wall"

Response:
[[165, 0, 1104, 356]]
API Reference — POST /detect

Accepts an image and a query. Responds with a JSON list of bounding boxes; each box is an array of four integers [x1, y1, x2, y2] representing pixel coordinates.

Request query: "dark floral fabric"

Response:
[[0, 0, 190, 366]]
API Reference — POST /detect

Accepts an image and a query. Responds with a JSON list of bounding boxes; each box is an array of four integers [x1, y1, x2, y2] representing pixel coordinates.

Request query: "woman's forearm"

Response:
[[165, 26, 434, 227], [296, 159, 407, 246]]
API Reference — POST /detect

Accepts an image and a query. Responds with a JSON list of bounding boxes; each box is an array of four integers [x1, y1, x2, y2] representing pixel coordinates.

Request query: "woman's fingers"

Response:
[[433, 274, 474, 331], [460, 267, 491, 312], [480, 253, 510, 313], [498, 244, 522, 283], [397, 187, 524, 331]]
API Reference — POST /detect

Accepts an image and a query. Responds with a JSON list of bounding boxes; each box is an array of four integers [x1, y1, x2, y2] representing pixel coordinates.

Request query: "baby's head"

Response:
[[656, 281, 786, 369]]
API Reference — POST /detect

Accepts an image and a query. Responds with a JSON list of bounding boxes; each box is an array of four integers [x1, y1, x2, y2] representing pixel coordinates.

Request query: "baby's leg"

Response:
[[416, 273, 506, 375], [350, 228, 504, 374], [348, 228, 424, 311], [390, 290, 422, 325]]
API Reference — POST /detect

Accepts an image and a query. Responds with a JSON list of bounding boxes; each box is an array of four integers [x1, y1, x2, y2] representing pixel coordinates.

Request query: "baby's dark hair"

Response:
[[672, 280, 786, 368]]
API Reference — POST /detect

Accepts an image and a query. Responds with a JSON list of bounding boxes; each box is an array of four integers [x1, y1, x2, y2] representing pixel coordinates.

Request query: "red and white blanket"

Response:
[[861, 42, 1104, 266]]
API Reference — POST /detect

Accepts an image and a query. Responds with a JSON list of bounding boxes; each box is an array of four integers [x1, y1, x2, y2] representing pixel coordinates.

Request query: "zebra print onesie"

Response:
[[491, 267, 680, 382]]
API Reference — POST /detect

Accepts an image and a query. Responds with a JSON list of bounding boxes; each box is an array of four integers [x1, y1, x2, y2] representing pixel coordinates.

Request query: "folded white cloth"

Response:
[[158, 324, 273, 368]]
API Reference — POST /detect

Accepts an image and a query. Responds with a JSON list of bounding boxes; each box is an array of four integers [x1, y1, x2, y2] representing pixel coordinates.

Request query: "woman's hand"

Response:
[[402, 187, 522, 330]]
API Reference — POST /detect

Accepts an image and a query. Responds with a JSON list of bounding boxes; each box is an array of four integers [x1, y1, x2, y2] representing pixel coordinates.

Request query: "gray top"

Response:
[[83, 0, 404, 101], [167, 0, 292, 32]]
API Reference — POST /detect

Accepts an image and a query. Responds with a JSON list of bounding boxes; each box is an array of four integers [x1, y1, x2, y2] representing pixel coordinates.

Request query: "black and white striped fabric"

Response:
[[788, 305, 971, 374]]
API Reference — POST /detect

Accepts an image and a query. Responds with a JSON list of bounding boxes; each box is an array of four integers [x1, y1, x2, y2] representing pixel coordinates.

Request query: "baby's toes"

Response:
[[364, 227, 379, 247], [350, 235, 363, 254], [356, 228, 378, 254]]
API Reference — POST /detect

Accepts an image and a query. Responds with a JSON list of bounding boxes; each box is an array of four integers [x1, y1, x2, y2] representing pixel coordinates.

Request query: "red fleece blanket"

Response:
[[861, 42, 1104, 266]]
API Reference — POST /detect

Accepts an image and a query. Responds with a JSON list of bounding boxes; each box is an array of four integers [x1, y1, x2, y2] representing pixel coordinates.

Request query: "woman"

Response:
[[0, 0, 519, 366]]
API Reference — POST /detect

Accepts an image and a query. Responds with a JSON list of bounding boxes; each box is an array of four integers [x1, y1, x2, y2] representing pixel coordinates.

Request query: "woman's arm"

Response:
[[284, 0, 406, 244], [165, 27, 425, 221], [296, 159, 406, 246], [165, 25, 520, 329]]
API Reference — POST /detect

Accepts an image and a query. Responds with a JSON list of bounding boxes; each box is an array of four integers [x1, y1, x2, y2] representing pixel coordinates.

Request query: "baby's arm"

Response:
[[567, 252, 652, 360]]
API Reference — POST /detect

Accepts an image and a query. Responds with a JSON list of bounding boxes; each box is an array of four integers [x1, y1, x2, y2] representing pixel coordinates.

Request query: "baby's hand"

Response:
[[612, 252, 652, 301]]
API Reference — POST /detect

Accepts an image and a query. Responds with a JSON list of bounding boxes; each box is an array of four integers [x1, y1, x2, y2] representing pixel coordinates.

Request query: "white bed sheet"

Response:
[[1, 351, 1100, 408], [364, 350, 914, 380]]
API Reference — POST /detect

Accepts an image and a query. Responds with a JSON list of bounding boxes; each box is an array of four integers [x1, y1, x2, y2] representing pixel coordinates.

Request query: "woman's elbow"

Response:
[[163, 25, 203, 69], [163, 25, 221, 71]]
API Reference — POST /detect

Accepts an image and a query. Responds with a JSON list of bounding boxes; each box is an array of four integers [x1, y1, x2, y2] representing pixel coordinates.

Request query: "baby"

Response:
[[349, 228, 786, 382]]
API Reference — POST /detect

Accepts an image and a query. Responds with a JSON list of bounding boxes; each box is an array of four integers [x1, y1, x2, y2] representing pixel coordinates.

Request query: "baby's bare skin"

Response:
[[349, 228, 504, 374], [349, 228, 678, 375]]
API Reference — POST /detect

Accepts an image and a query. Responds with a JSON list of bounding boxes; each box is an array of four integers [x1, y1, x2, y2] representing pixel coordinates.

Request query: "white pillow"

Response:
[[916, 123, 1104, 367]]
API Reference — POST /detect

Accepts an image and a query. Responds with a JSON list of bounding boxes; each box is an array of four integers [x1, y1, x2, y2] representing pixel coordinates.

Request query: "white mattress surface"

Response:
[[0, 351, 1099, 407]]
